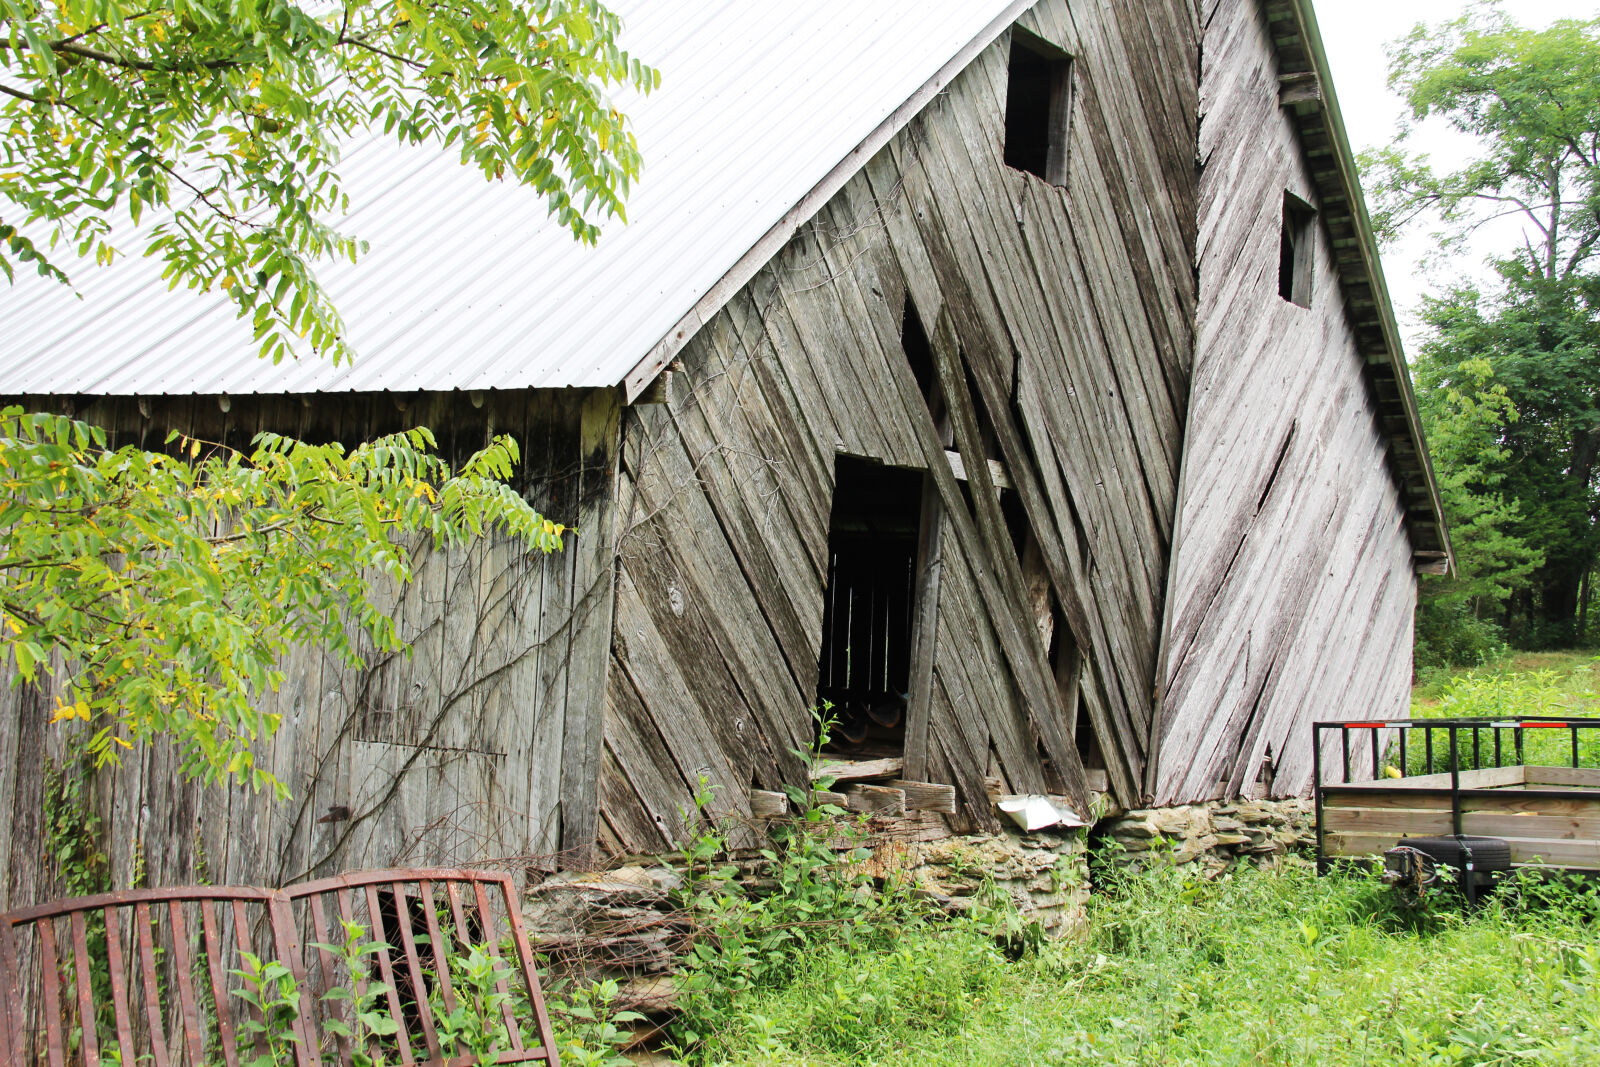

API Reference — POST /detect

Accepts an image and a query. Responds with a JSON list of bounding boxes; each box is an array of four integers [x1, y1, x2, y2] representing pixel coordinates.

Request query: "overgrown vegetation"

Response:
[[203, 919, 639, 1067], [1, 410, 565, 793], [664, 711, 940, 1061], [652, 664, 1600, 1065], [695, 860, 1600, 1066]]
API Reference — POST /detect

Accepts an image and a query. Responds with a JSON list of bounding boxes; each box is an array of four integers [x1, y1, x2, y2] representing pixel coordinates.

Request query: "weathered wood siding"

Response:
[[1149, 0, 1416, 806], [594, 0, 1200, 853], [0, 390, 619, 910]]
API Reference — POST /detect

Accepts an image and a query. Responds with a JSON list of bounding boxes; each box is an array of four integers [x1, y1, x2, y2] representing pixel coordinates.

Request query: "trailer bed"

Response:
[[1314, 718, 1600, 877]]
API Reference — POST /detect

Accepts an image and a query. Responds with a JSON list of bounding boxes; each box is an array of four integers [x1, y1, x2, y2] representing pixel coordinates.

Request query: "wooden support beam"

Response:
[[887, 779, 958, 814], [1278, 72, 1321, 108], [945, 450, 1013, 490], [844, 785, 907, 816], [749, 790, 790, 819], [631, 361, 681, 406], [814, 757, 904, 783]]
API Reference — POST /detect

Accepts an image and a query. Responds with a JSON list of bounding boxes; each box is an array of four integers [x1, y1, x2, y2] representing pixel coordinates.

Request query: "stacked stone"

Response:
[[862, 826, 1092, 940], [1102, 798, 1314, 873]]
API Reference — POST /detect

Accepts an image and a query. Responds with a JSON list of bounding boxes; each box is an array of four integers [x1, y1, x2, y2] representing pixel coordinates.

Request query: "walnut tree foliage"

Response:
[[0, 2, 650, 790], [1361, 6, 1600, 650], [0, 407, 566, 794], [0, 0, 658, 363]]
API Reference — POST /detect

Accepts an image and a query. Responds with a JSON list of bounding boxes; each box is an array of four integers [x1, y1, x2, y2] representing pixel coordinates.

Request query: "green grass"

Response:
[[698, 863, 1600, 1066], [1407, 650, 1600, 772], [685, 658, 1600, 1066]]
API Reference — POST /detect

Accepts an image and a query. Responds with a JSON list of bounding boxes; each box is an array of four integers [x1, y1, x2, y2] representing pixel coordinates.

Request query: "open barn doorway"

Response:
[[814, 455, 933, 758]]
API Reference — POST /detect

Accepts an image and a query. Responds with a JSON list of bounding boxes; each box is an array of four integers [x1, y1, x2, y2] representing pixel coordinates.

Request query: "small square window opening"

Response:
[[1003, 31, 1074, 185], [1278, 192, 1317, 307]]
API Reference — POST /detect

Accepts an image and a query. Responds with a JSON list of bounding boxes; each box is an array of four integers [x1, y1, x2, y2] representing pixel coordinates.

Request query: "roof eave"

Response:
[[1267, 0, 1454, 576]]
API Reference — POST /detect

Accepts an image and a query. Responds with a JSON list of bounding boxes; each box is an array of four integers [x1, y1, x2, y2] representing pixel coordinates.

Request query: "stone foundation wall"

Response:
[[864, 825, 1091, 939], [1101, 798, 1315, 872], [518, 821, 1093, 1014], [516, 798, 1315, 1022]]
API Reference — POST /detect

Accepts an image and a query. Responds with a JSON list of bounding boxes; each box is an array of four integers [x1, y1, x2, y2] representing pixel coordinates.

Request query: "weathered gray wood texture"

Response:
[[0, 390, 619, 911], [1148, 0, 1417, 807], [2, 0, 1440, 895], [593, 0, 1201, 856]]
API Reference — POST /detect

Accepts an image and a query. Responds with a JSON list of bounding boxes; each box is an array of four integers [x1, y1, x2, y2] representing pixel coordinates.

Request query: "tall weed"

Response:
[[703, 863, 1600, 1066]]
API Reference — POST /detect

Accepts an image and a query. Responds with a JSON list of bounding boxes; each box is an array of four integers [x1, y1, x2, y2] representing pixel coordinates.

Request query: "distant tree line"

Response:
[[1363, 6, 1600, 665]]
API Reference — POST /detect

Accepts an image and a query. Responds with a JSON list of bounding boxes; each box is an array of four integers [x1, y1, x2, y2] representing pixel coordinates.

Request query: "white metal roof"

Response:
[[0, 0, 1028, 397]]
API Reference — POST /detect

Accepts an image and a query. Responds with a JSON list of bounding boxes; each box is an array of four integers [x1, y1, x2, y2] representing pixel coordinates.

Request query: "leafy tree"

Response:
[[1363, 8, 1600, 281], [1413, 354, 1543, 612], [1, 2, 650, 789], [2, 0, 658, 363], [1410, 350, 1543, 667], [0, 408, 566, 794], [1363, 7, 1600, 645]]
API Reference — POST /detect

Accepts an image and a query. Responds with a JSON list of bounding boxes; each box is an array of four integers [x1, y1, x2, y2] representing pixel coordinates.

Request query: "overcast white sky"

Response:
[[1315, 1, 1598, 350]]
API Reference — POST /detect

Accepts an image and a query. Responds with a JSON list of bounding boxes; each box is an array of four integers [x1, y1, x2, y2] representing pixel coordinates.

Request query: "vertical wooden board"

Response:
[[536, 395, 585, 854], [470, 529, 523, 861], [558, 389, 623, 867], [507, 392, 560, 863], [3, 680, 52, 909], [0, 675, 26, 908]]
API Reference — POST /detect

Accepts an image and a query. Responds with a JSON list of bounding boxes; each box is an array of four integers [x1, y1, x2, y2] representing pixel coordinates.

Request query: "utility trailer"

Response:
[[1313, 717, 1600, 900]]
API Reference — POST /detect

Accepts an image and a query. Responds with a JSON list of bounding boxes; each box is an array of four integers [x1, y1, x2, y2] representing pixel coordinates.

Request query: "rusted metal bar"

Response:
[[500, 877, 560, 1063], [133, 902, 171, 1067], [200, 900, 243, 1067], [3, 886, 283, 927], [68, 909, 100, 1067], [3, 870, 560, 1067], [419, 882, 458, 1018], [442, 884, 472, 950], [390, 883, 442, 1061], [266, 895, 319, 1067], [305, 893, 353, 1067], [472, 880, 523, 1052], [102, 908, 136, 1063], [167, 900, 209, 1066], [365, 885, 416, 1067], [37, 919, 66, 1067]]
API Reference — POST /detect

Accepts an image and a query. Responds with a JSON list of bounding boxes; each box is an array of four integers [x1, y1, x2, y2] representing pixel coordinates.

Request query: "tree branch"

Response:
[[0, 82, 49, 104], [48, 39, 240, 73]]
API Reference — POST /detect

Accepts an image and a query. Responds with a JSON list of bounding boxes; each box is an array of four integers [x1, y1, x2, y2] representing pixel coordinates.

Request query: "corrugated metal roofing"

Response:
[[0, 0, 1025, 396]]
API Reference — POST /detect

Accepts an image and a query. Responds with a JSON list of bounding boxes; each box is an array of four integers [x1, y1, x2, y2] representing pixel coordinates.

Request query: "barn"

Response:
[[0, 0, 1449, 902]]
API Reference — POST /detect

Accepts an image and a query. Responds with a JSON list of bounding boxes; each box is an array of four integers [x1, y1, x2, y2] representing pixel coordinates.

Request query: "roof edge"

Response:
[[1271, 0, 1453, 575], [620, 0, 1039, 402]]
